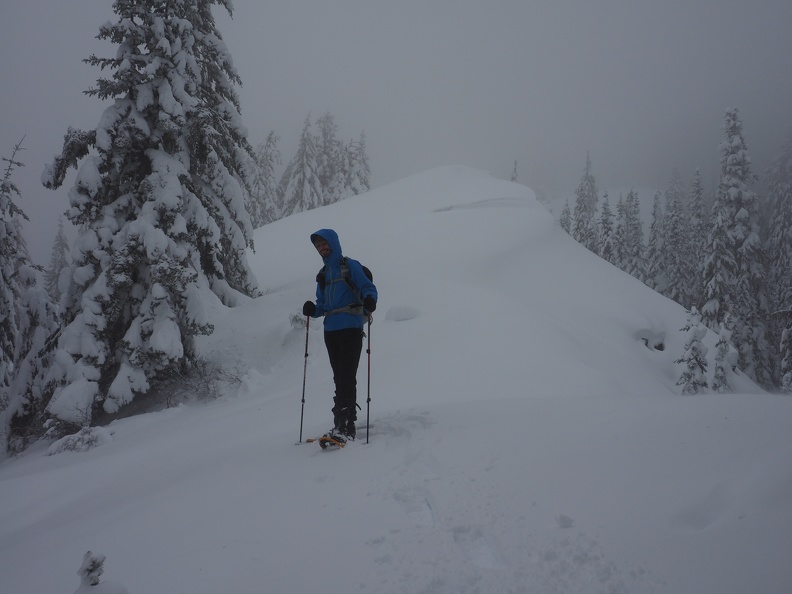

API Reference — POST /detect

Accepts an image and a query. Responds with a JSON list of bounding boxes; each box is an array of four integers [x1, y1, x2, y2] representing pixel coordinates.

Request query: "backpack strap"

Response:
[[317, 257, 361, 301], [316, 257, 373, 320]]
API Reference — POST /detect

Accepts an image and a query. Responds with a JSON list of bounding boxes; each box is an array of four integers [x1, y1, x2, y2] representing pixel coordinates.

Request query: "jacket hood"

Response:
[[310, 228, 343, 265]]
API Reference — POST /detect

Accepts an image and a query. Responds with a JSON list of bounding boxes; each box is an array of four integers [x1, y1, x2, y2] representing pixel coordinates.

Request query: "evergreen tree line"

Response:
[[559, 109, 792, 394], [245, 113, 371, 228], [0, 1, 371, 457]]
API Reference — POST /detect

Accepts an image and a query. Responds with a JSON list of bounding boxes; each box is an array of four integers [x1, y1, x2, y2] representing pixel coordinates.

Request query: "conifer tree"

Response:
[[345, 132, 371, 196], [40, 0, 258, 428], [699, 109, 770, 387], [712, 322, 738, 393], [247, 132, 281, 227], [685, 169, 708, 305], [572, 153, 599, 254], [44, 217, 71, 305], [767, 135, 792, 314], [597, 192, 617, 265], [767, 135, 792, 389], [700, 110, 747, 330], [616, 190, 645, 281], [559, 200, 572, 235], [315, 113, 346, 204], [1, 144, 25, 420], [0, 141, 59, 454], [644, 191, 665, 292], [663, 169, 689, 305], [700, 203, 736, 330], [676, 307, 709, 394], [511, 161, 518, 182], [780, 325, 792, 393], [280, 115, 323, 217], [612, 194, 626, 264], [1, 141, 27, 406]]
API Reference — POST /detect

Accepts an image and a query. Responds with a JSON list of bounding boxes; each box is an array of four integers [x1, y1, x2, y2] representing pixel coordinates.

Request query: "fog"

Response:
[[2, 0, 791, 264]]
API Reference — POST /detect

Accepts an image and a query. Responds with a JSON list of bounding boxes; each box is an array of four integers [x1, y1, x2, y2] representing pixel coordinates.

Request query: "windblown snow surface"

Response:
[[2, 167, 791, 594]]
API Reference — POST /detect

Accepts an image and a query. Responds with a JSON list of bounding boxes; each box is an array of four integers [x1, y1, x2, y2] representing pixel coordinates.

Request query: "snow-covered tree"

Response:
[[700, 203, 736, 331], [780, 325, 792, 393], [700, 110, 756, 328], [559, 200, 572, 234], [644, 191, 665, 292], [40, 0, 259, 430], [280, 115, 323, 217], [345, 132, 371, 196], [511, 161, 518, 183], [572, 153, 599, 253], [247, 132, 281, 227], [697, 110, 772, 388], [767, 135, 792, 313], [676, 307, 709, 394], [712, 321, 738, 393], [0, 141, 60, 454], [314, 112, 347, 204], [1, 141, 27, 408], [685, 169, 708, 306], [597, 192, 617, 265], [615, 190, 645, 281], [663, 169, 689, 305], [44, 216, 71, 305], [766, 134, 792, 389]]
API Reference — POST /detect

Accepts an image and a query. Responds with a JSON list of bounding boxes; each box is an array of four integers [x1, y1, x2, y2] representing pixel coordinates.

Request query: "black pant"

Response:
[[324, 328, 364, 421]]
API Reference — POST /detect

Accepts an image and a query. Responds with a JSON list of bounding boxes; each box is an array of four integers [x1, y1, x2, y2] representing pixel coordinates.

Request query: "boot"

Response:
[[332, 407, 356, 441]]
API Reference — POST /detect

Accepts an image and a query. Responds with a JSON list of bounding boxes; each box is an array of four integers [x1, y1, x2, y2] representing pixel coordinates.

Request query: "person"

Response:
[[302, 229, 377, 442]]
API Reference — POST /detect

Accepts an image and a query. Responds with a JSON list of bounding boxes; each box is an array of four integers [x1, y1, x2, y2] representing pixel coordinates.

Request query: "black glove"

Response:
[[302, 301, 316, 316], [363, 296, 377, 313]]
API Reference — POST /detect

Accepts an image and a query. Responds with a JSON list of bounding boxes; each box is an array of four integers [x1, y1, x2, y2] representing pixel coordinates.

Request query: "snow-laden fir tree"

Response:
[[597, 192, 617, 266], [663, 169, 690, 305], [767, 135, 792, 312], [644, 191, 665, 293], [314, 113, 347, 204], [40, 0, 259, 429], [0, 142, 27, 409], [615, 190, 645, 281], [559, 200, 572, 234], [700, 201, 736, 330], [685, 169, 708, 306], [44, 216, 71, 305], [345, 132, 371, 196], [511, 161, 518, 183], [699, 109, 770, 387], [247, 132, 281, 227], [766, 134, 792, 389], [712, 320, 738, 393], [676, 307, 709, 394], [280, 115, 323, 217], [571, 153, 599, 254], [0, 141, 60, 455], [700, 109, 751, 329]]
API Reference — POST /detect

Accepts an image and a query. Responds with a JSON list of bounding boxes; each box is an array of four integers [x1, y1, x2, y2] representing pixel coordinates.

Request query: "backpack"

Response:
[[316, 256, 373, 304]]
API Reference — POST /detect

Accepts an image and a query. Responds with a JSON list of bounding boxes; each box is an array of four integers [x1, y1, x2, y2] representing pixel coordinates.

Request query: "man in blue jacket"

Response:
[[303, 229, 377, 442]]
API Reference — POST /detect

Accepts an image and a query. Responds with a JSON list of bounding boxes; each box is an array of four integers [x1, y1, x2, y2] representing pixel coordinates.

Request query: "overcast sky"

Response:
[[2, 0, 791, 264]]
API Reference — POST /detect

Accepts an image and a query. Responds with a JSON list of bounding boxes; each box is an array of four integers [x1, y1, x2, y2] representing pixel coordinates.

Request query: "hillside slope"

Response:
[[1, 167, 790, 594]]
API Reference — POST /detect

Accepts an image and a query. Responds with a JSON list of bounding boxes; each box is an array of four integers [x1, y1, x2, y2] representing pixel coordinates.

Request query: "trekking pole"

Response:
[[299, 316, 310, 443], [366, 315, 372, 444]]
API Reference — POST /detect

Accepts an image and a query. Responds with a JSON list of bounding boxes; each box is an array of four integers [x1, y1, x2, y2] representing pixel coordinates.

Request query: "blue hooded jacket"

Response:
[[310, 229, 377, 331]]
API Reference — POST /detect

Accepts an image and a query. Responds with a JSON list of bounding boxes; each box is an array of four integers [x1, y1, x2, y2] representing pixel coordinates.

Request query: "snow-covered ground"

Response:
[[2, 167, 791, 594]]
